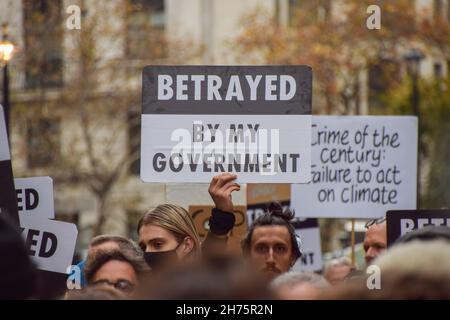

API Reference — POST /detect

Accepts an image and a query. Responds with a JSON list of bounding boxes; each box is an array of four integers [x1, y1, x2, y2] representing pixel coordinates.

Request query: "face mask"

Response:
[[143, 242, 182, 272]]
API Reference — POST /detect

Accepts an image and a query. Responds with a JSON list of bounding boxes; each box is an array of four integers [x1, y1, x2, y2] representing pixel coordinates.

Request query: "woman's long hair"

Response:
[[137, 204, 201, 259]]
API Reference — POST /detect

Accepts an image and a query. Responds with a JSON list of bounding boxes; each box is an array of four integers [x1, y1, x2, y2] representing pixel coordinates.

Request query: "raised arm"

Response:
[[202, 173, 240, 255]]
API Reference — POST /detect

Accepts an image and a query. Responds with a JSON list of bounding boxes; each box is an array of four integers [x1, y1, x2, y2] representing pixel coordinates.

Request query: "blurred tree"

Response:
[[233, 0, 450, 250], [233, 0, 449, 115], [385, 76, 450, 209], [12, 0, 199, 235]]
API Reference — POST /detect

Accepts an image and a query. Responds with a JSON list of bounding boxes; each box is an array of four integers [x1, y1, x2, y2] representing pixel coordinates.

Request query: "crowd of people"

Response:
[[1, 173, 449, 300]]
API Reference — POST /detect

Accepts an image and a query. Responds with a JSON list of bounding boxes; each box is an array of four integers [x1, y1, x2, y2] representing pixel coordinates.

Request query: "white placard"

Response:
[[291, 116, 417, 218], [141, 114, 311, 183], [15, 177, 55, 220], [14, 176, 78, 274], [20, 214, 78, 274], [292, 224, 323, 272], [141, 66, 313, 183]]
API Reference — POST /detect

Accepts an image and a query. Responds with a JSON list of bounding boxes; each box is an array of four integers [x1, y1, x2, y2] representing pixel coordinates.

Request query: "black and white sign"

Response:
[[15, 176, 78, 274], [0, 105, 19, 224], [141, 66, 312, 183], [292, 116, 417, 218], [15, 177, 55, 220], [20, 214, 78, 274], [386, 210, 450, 246], [292, 218, 323, 272]]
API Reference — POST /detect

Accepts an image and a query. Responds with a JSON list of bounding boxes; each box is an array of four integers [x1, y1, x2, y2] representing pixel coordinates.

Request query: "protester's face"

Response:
[[363, 222, 387, 265], [138, 224, 190, 259], [91, 260, 138, 296], [249, 225, 295, 281]]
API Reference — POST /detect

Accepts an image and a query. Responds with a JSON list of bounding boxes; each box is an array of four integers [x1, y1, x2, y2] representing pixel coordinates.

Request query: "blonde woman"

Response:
[[137, 173, 240, 271]]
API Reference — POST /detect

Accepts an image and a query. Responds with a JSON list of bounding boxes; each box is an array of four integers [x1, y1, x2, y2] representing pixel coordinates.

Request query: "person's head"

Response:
[[88, 234, 141, 257], [270, 271, 329, 300], [320, 240, 450, 300], [64, 285, 125, 300], [0, 213, 38, 299], [318, 271, 450, 300], [137, 204, 201, 271], [324, 257, 354, 286], [395, 225, 450, 245], [84, 248, 149, 296], [363, 217, 387, 266], [374, 239, 450, 275], [241, 203, 302, 281]]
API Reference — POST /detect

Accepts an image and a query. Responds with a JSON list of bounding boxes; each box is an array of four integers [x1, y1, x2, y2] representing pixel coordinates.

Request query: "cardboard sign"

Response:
[[247, 184, 290, 205], [247, 184, 291, 225], [189, 205, 247, 253], [292, 218, 323, 272], [15, 177, 55, 220], [141, 66, 312, 183], [0, 105, 19, 224], [14, 176, 78, 274], [386, 210, 450, 246], [292, 116, 417, 218]]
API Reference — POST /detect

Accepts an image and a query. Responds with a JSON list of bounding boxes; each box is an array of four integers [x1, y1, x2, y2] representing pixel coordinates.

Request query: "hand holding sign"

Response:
[[208, 173, 240, 213]]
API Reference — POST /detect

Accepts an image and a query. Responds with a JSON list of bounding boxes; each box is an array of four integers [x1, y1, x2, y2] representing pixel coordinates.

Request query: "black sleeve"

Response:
[[208, 208, 236, 236]]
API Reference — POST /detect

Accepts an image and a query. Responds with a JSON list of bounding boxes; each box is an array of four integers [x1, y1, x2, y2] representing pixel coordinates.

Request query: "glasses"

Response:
[[365, 216, 386, 229], [92, 279, 135, 293]]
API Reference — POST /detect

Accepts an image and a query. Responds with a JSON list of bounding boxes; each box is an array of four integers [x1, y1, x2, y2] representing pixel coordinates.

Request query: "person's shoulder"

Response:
[[76, 260, 86, 270]]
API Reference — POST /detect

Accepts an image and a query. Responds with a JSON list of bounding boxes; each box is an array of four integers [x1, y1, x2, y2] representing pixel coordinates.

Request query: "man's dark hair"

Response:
[[90, 234, 141, 254], [241, 202, 302, 260], [84, 249, 149, 284]]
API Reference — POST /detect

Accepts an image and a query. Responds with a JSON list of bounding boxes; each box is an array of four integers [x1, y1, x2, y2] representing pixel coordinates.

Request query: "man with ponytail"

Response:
[[241, 203, 302, 281], [208, 177, 302, 282]]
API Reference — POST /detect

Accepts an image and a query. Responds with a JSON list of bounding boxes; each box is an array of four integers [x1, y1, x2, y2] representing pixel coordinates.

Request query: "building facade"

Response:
[[0, 0, 448, 256]]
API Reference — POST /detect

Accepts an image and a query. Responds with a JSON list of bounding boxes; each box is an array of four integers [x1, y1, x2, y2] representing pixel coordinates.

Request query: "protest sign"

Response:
[[15, 177, 55, 220], [14, 176, 78, 274], [292, 218, 323, 272], [141, 66, 312, 183], [247, 184, 290, 205], [292, 116, 417, 218], [20, 214, 78, 274], [0, 105, 19, 224], [386, 209, 450, 246]]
